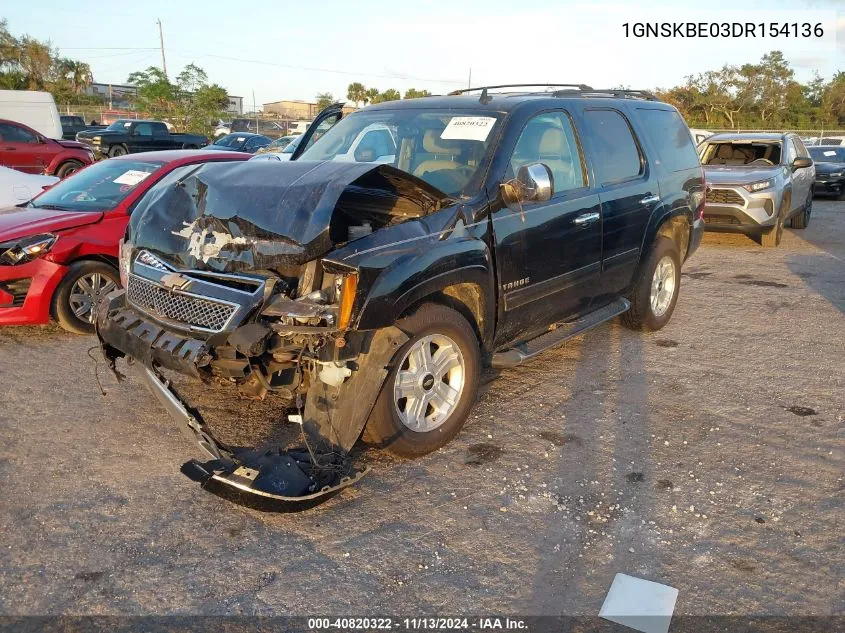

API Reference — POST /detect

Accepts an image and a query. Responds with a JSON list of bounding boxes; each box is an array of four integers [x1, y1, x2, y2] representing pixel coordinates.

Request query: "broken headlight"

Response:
[[118, 237, 132, 288], [0, 234, 56, 266]]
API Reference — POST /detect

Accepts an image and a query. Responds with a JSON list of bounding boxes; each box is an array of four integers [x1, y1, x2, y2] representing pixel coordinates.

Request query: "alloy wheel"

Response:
[[69, 273, 117, 323], [393, 334, 466, 432], [650, 255, 676, 317]]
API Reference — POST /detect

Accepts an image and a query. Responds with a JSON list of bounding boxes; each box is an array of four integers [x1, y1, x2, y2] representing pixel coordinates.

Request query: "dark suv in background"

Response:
[[97, 85, 705, 509]]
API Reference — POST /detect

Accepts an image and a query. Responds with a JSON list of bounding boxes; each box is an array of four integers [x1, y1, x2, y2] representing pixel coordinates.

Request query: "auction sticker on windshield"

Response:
[[441, 116, 497, 142], [113, 170, 153, 186]]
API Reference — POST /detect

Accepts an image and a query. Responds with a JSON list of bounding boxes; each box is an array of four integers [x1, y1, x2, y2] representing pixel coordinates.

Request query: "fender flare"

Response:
[[354, 240, 495, 346]]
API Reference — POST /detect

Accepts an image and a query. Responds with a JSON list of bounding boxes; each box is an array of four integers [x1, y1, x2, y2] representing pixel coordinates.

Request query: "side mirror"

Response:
[[792, 157, 813, 170], [516, 163, 554, 202], [503, 163, 554, 204]]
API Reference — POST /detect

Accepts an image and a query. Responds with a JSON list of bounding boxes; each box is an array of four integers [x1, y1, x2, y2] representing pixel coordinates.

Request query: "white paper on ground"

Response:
[[599, 573, 678, 633], [113, 170, 152, 186], [440, 116, 496, 142]]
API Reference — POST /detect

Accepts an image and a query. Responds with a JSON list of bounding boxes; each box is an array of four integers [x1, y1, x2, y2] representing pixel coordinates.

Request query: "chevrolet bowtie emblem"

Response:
[[160, 273, 190, 290]]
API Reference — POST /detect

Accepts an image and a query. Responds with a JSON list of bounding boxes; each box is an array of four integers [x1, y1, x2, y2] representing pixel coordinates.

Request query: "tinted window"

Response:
[[793, 136, 810, 158], [0, 123, 38, 143], [637, 109, 700, 171], [134, 123, 153, 137], [509, 111, 585, 193], [583, 109, 642, 184]]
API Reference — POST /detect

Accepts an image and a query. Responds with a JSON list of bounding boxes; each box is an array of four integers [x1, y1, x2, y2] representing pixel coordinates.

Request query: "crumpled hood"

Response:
[[0, 206, 103, 242], [129, 160, 450, 273], [703, 165, 782, 185]]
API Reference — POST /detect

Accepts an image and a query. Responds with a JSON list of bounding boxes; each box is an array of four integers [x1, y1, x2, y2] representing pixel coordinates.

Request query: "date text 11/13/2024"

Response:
[[307, 617, 528, 630]]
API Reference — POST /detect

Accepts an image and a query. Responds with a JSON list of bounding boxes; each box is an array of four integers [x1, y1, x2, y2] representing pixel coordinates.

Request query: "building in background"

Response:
[[263, 99, 356, 119], [84, 83, 138, 109]]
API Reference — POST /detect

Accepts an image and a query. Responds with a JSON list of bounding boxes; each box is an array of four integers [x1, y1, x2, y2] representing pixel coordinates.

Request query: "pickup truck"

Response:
[[60, 115, 105, 141], [97, 86, 705, 510], [77, 120, 208, 157]]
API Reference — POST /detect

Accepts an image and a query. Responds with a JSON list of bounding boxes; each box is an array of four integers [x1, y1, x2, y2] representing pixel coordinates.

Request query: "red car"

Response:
[[0, 150, 249, 333], [0, 119, 95, 178]]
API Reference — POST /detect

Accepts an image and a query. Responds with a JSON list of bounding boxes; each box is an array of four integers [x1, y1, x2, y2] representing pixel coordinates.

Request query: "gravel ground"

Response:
[[0, 200, 842, 617]]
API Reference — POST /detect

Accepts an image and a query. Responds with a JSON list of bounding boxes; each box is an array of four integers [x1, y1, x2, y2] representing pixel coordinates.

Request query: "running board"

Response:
[[491, 297, 631, 369]]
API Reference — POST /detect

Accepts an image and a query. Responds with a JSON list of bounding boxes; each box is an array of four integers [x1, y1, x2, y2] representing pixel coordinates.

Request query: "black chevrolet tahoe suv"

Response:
[[96, 85, 705, 510]]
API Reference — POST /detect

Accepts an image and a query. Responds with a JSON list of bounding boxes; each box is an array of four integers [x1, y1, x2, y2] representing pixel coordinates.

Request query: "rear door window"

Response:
[[583, 109, 643, 185], [636, 108, 700, 171]]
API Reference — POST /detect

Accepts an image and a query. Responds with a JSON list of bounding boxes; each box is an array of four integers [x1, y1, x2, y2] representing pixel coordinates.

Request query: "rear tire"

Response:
[[52, 261, 120, 335], [791, 192, 812, 229], [108, 145, 127, 158], [621, 235, 681, 332], [56, 160, 83, 178], [363, 303, 481, 458]]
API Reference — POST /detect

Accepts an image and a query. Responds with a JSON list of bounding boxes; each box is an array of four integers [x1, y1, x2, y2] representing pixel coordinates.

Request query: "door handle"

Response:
[[640, 194, 660, 205], [4, 147, 16, 150], [574, 212, 600, 226]]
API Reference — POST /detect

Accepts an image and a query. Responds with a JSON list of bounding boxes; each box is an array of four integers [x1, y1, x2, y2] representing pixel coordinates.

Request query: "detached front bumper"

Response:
[[703, 185, 780, 234], [96, 289, 210, 377], [0, 258, 67, 326], [96, 287, 406, 511]]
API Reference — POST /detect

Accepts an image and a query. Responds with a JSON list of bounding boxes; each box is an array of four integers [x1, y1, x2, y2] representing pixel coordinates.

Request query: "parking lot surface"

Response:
[[0, 200, 842, 616]]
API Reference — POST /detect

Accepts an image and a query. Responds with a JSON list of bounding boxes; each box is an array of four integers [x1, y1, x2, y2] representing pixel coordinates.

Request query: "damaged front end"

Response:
[[97, 160, 447, 510]]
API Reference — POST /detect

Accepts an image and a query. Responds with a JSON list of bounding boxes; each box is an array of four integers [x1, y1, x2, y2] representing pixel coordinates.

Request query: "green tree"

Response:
[[315, 92, 334, 110], [403, 88, 431, 99], [127, 66, 176, 119], [364, 87, 379, 105], [347, 82, 367, 106], [378, 88, 401, 102]]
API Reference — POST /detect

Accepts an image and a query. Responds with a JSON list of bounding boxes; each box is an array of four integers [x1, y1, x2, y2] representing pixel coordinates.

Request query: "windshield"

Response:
[[808, 147, 845, 163], [268, 136, 294, 150], [701, 141, 782, 167], [105, 120, 134, 131], [29, 160, 162, 212], [282, 135, 302, 154], [299, 109, 503, 196], [212, 134, 247, 149]]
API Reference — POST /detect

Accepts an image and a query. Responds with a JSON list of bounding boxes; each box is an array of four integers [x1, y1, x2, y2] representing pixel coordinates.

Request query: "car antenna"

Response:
[[479, 87, 491, 104]]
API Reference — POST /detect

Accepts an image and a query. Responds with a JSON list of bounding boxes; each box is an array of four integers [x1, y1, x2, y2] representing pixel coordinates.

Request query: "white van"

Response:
[[0, 90, 63, 139]]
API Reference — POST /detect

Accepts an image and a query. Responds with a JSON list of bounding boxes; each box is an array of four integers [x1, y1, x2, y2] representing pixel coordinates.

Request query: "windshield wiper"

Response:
[[30, 203, 78, 211]]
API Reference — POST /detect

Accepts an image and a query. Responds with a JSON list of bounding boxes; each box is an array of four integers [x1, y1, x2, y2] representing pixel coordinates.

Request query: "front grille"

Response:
[[0, 278, 31, 307], [127, 275, 236, 332], [707, 188, 745, 205], [704, 214, 740, 225]]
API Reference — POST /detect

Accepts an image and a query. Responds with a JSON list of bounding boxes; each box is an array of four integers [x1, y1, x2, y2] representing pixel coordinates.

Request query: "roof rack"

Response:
[[448, 83, 594, 96], [553, 88, 660, 101], [447, 85, 660, 102]]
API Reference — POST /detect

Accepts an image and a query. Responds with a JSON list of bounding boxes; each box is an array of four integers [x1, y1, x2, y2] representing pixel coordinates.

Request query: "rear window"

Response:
[[637, 109, 700, 171], [583, 109, 642, 185]]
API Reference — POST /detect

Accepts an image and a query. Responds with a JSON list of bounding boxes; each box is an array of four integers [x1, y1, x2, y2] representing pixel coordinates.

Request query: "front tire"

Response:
[[56, 160, 83, 178], [621, 235, 681, 332], [52, 261, 120, 334], [363, 303, 481, 458], [108, 144, 127, 158]]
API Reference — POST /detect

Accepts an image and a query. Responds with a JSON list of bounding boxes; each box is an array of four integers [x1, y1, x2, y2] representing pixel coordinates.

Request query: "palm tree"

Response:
[[347, 82, 366, 107]]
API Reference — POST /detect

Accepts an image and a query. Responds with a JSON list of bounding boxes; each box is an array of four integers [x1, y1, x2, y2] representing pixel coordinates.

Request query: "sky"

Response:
[[3, 0, 843, 110]]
